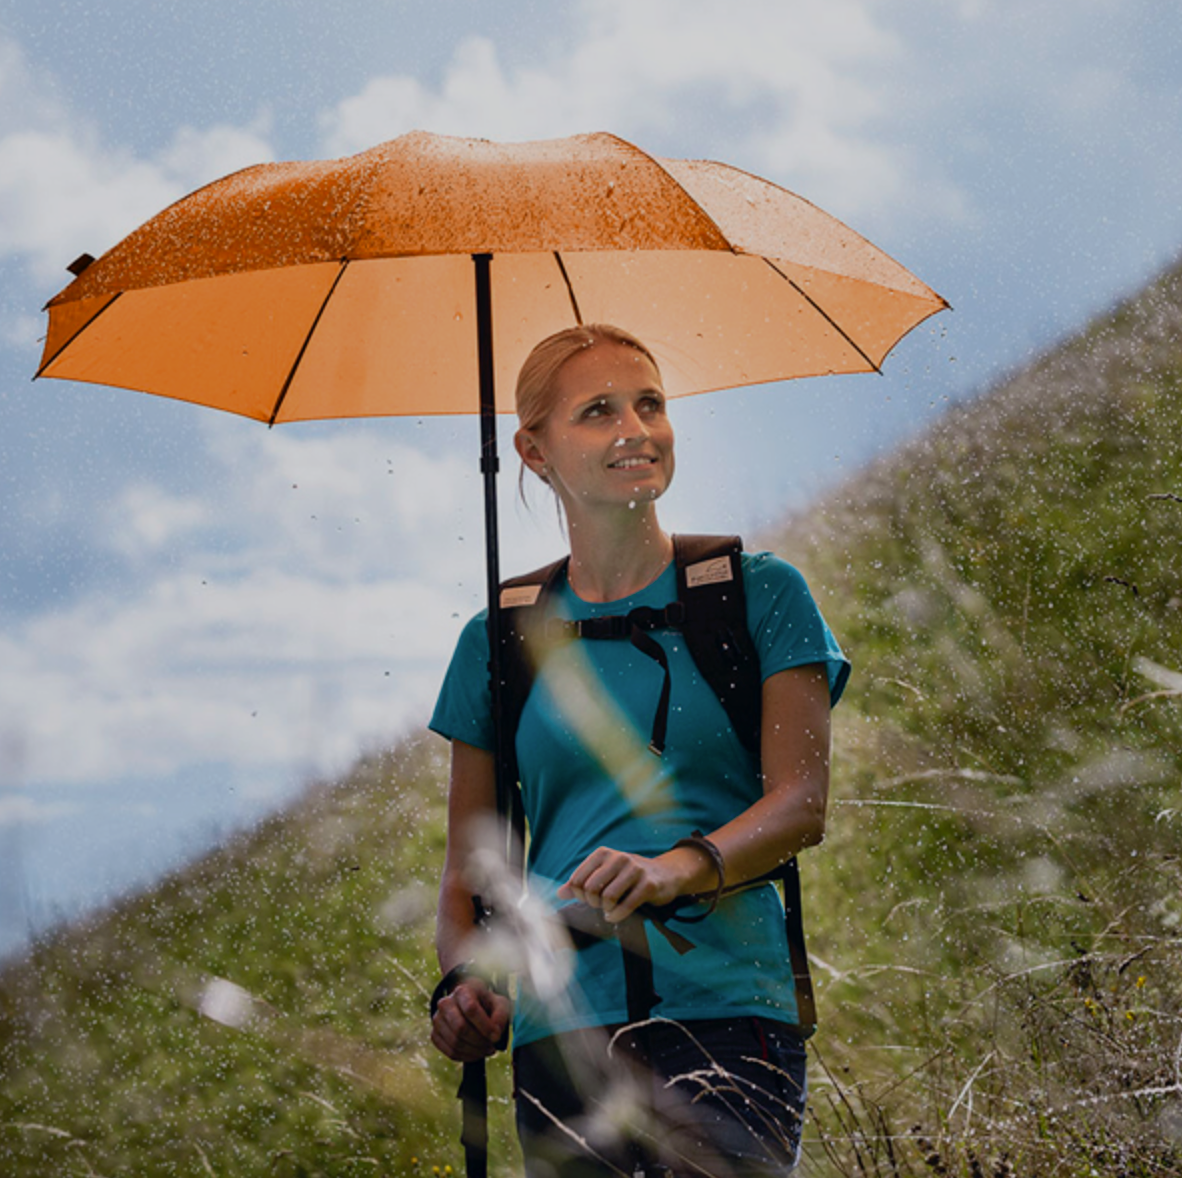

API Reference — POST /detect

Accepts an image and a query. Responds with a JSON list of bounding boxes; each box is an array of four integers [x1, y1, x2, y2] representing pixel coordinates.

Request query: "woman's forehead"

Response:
[[555, 342, 663, 397]]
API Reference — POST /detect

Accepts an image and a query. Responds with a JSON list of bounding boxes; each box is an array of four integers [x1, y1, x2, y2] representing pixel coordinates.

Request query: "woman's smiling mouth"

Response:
[[608, 455, 656, 469]]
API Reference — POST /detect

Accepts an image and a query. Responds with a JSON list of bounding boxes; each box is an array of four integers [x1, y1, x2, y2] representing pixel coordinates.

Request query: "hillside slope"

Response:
[[3, 260, 1182, 1177], [0, 738, 520, 1175], [778, 258, 1182, 1174]]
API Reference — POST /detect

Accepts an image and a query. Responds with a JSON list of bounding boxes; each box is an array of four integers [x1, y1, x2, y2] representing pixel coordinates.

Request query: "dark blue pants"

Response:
[[514, 1017, 807, 1177]]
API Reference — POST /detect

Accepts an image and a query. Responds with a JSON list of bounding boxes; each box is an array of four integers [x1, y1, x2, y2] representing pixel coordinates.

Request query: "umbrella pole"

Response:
[[460, 251, 500, 1178], [474, 252, 511, 842]]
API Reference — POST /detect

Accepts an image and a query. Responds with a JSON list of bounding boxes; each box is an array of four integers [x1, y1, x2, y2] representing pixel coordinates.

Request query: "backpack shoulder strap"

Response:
[[491, 556, 568, 842], [673, 534, 762, 755], [673, 534, 816, 1030]]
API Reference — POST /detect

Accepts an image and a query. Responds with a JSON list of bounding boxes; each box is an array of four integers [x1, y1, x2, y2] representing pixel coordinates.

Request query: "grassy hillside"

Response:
[[0, 738, 521, 1176], [3, 260, 1182, 1177], [781, 260, 1182, 1175]]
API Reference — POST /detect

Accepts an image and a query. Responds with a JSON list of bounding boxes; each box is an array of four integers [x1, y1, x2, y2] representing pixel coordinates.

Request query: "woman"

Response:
[[429, 324, 849, 1176]]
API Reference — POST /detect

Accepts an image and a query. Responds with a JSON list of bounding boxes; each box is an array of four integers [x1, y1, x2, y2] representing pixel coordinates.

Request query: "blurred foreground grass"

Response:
[[0, 739, 520, 1175], [4, 263, 1182, 1176]]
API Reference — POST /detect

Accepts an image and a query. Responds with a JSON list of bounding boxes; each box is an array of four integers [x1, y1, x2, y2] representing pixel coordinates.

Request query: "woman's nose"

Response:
[[615, 406, 648, 439]]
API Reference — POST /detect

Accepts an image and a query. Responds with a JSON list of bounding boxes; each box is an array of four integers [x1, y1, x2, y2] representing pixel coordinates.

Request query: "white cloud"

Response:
[[0, 35, 66, 136], [0, 33, 274, 290], [157, 117, 275, 194], [0, 794, 81, 828], [1, 309, 40, 348], [0, 127, 177, 286], [0, 567, 461, 786], [188, 419, 487, 584], [319, 0, 967, 226], [0, 415, 530, 792], [103, 484, 214, 559]]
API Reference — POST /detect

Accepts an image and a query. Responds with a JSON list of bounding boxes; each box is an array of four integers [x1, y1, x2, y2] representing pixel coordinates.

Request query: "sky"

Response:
[[2, 0, 1181, 957]]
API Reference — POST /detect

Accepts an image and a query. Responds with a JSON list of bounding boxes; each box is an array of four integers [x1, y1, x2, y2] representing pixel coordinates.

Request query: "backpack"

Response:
[[491, 533, 816, 1029]]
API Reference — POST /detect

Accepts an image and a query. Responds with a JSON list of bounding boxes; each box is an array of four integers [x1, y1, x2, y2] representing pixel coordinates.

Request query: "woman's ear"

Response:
[[515, 429, 548, 481]]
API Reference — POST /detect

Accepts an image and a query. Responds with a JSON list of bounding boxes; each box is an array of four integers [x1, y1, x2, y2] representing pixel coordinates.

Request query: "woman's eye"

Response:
[[582, 401, 608, 419]]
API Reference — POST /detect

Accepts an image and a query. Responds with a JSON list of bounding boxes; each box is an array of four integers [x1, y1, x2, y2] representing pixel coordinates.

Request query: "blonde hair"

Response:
[[515, 324, 662, 433]]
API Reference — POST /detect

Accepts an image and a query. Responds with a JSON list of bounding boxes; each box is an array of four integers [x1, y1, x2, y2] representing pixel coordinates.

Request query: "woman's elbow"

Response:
[[785, 782, 828, 851], [802, 811, 826, 850]]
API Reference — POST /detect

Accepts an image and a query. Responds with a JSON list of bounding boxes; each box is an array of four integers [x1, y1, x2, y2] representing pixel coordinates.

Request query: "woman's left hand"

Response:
[[558, 844, 707, 923]]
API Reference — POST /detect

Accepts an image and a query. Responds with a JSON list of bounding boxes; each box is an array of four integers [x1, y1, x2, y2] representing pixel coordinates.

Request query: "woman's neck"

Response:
[[564, 505, 673, 603]]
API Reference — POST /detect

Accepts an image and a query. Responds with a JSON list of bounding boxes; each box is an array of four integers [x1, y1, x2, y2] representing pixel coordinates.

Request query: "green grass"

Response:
[[781, 260, 1182, 1175], [1, 738, 520, 1176], [4, 262, 1182, 1176]]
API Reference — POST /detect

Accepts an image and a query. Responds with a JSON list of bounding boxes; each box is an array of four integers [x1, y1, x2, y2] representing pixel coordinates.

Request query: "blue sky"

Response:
[[2, 0, 1181, 956]]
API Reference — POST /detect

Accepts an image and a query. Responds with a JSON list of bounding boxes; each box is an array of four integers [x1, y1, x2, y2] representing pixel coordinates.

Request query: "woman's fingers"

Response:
[[559, 848, 660, 920], [560, 847, 624, 904], [430, 981, 511, 1063]]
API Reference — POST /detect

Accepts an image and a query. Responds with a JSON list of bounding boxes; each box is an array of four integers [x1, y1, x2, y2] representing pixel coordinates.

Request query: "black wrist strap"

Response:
[[430, 962, 481, 1018]]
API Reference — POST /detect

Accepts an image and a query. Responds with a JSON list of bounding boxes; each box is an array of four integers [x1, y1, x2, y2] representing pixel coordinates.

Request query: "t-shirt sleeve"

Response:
[[743, 551, 851, 706], [428, 610, 496, 750]]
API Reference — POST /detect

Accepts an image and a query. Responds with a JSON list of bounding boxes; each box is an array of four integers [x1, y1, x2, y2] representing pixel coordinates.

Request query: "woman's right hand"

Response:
[[430, 977, 512, 1062]]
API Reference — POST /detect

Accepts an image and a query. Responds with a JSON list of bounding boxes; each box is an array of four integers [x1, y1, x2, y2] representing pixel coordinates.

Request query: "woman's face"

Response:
[[516, 341, 675, 515]]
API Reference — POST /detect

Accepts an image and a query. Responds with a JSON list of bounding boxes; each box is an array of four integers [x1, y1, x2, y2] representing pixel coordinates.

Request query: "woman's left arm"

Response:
[[709, 663, 831, 880], [559, 664, 831, 918]]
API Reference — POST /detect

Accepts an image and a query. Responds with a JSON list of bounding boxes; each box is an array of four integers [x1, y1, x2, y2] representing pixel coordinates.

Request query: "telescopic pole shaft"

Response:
[[463, 250, 499, 1178], [473, 253, 507, 823]]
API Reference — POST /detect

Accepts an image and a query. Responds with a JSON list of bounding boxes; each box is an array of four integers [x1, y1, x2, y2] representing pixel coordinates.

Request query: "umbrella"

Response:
[[36, 129, 945, 1175], [35, 127, 946, 759], [37, 129, 945, 419]]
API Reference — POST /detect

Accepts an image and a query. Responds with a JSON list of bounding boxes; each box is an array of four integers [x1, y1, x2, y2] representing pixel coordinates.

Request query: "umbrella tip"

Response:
[[67, 253, 96, 277]]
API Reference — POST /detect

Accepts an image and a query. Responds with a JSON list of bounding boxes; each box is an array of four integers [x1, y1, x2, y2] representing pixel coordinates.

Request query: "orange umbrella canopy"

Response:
[[38, 130, 945, 422]]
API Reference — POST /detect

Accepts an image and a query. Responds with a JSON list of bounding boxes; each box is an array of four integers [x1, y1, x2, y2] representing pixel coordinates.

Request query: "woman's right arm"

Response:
[[431, 739, 512, 1062]]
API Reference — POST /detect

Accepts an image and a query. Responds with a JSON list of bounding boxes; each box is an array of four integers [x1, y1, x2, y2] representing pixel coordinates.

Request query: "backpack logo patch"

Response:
[[501, 584, 544, 609], [685, 556, 734, 588]]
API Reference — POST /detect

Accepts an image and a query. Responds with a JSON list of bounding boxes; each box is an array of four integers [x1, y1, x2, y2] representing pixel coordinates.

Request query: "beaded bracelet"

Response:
[[671, 830, 726, 917]]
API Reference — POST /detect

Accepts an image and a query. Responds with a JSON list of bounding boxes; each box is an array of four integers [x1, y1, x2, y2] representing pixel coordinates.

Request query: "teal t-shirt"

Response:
[[429, 551, 849, 1047]]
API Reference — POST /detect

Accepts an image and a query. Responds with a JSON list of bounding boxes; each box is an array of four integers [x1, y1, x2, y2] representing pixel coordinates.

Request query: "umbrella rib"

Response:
[[552, 252, 583, 324], [762, 257, 882, 373], [34, 291, 124, 379], [268, 259, 350, 426]]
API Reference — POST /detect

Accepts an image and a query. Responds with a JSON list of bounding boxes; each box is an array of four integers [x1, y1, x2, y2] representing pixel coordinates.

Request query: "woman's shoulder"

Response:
[[740, 548, 812, 594], [450, 607, 490, 658]]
